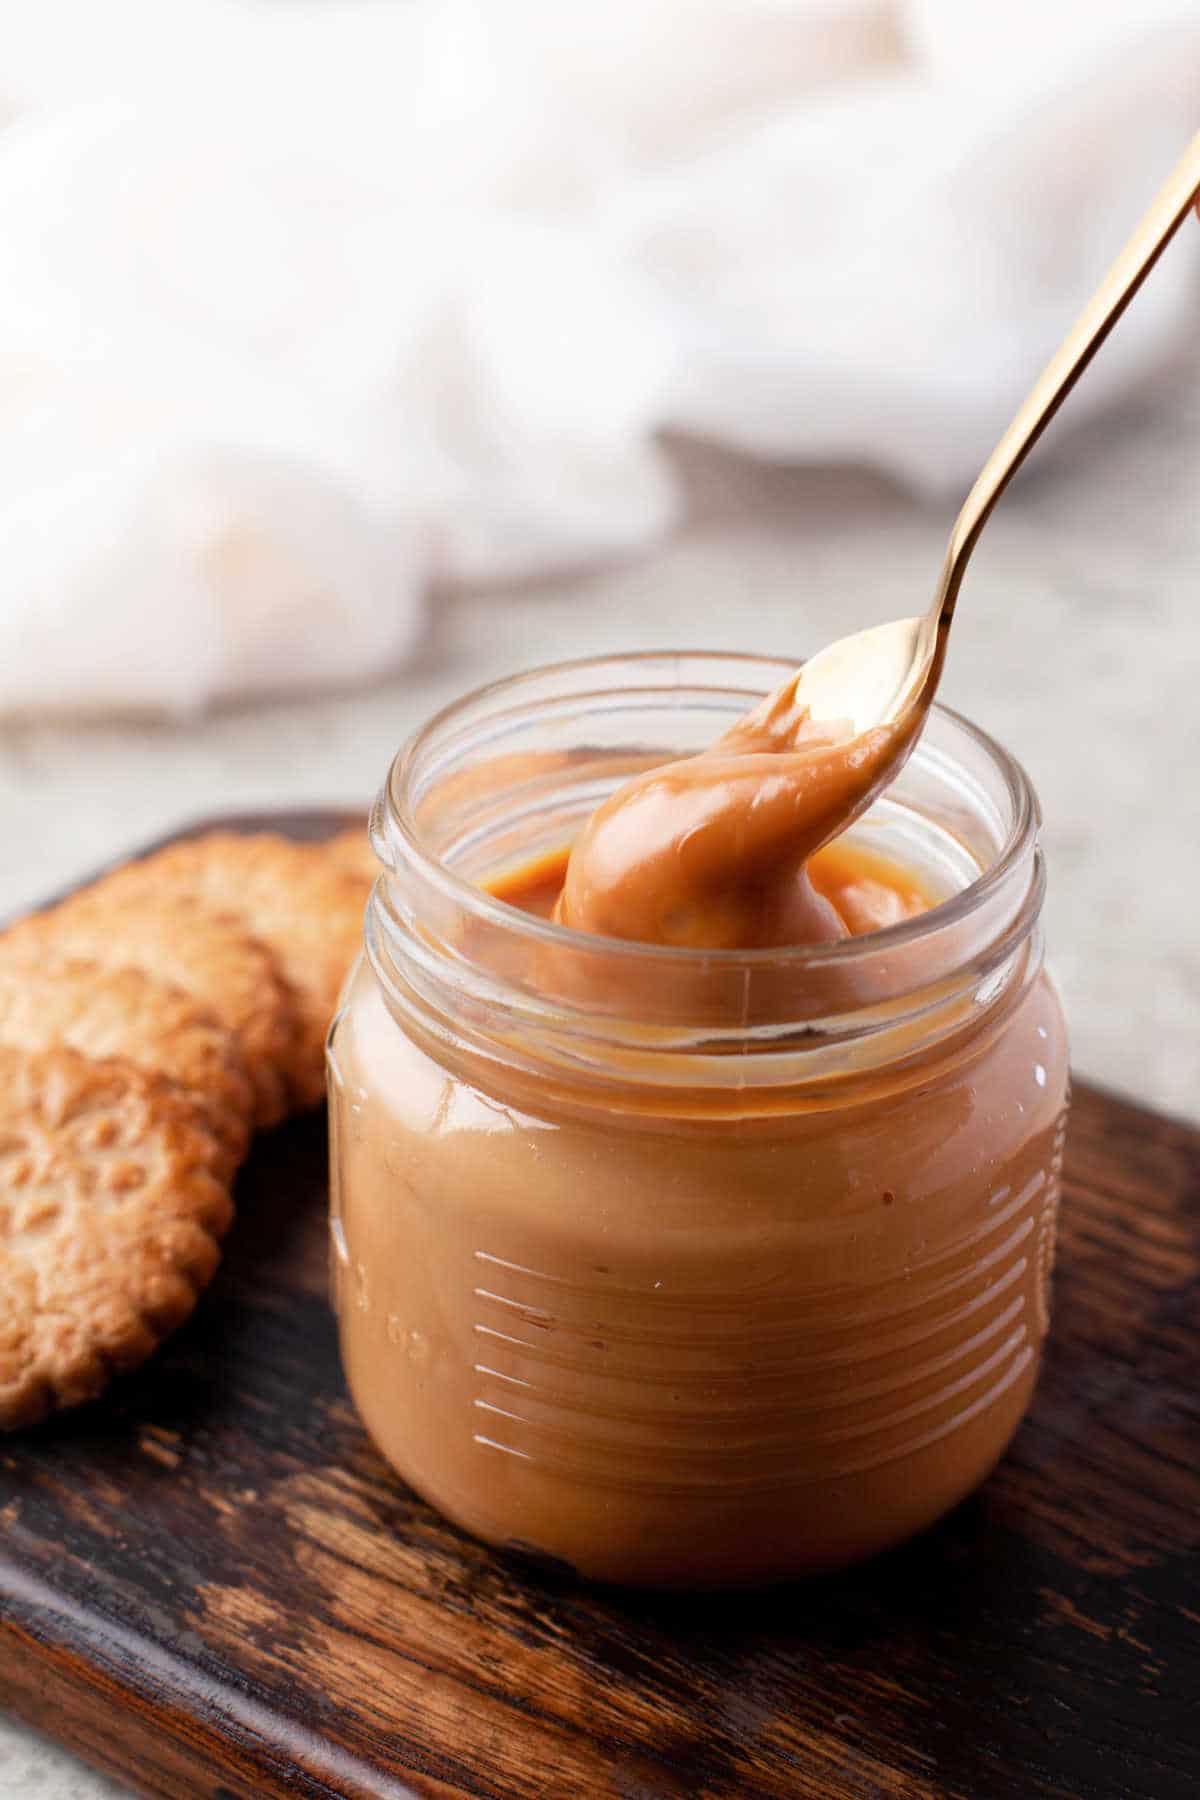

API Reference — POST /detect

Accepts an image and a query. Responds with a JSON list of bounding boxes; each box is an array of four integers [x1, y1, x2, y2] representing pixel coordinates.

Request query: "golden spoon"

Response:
[[555, 135, 1200, 950], [790, 128, 1200, 751]]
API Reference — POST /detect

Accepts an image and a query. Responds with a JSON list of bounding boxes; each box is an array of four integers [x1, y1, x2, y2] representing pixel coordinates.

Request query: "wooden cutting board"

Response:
[[1, 812, 1197, 1800]]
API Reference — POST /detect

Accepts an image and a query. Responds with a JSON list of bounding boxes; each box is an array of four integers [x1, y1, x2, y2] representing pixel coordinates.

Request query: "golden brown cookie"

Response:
[[0, 898, 297, 1131], [0, 1044, 234, 1431], [325, 824, 379, 888], [0, 957, 255, 1179], [81, 833, 370, 1111]]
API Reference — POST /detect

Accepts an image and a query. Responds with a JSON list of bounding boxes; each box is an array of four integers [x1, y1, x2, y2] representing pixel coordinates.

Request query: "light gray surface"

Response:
[[2, 358, 1198, 1794]]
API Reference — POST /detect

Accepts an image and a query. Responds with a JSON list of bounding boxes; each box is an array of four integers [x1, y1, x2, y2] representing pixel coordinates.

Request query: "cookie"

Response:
[[325, 824, 379, 888], [82, 833, 370, 1111], [0, 1044, 233, 1430], [0, 957, 255, 1179], [0, 898, 297, 1131]]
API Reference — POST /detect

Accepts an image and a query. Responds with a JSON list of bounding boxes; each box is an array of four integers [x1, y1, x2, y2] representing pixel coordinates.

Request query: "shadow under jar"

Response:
[[328, 653, 1069, 1589]]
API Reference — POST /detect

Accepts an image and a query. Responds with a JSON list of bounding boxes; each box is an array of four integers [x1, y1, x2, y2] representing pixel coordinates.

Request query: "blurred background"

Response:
[[1, 3, 1199, 1791]]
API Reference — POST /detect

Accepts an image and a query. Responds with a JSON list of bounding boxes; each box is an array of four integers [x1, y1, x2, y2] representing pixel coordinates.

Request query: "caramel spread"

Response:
[[554, 681, 910, 950], [488, 835, 934, 939], [330, 665, 1069, 1586]]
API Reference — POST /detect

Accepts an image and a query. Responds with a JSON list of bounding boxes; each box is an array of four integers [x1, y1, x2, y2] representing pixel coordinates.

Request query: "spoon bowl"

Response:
[[783, 614, 930, 737]]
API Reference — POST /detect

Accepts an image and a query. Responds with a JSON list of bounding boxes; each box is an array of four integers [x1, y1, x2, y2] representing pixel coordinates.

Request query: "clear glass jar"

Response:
[[328, 653, 1069, 1588]]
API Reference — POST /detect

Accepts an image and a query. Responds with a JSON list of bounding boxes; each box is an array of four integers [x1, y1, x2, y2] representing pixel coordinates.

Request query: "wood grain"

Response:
[[1, 813, 1197, 1800]]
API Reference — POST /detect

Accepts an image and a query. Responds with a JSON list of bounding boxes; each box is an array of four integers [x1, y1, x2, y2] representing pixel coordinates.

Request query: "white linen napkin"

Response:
[[1, 0, 1197, 714]]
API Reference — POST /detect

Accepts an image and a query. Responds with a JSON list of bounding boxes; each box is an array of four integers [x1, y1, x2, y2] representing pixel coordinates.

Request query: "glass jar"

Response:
[[328, 653, 1069, 1588]]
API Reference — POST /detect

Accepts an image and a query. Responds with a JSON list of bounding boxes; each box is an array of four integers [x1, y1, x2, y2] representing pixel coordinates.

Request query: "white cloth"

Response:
[[1, 0, 1197, 714]]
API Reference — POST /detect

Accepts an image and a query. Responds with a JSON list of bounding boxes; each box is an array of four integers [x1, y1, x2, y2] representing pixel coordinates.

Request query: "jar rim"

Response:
[[376, 649, 1039, 974]]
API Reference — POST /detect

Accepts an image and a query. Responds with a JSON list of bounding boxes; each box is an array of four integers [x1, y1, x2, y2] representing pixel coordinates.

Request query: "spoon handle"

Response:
[[924, 128, 1200, 684]]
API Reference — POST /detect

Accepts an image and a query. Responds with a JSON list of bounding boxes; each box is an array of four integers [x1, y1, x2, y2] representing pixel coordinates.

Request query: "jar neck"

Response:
[[364, 654, 1046, 1121], [365, 898, 1045, 1124]]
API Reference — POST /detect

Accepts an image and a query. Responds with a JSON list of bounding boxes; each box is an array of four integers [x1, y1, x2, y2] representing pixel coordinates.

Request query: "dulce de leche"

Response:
[[329, 652, 1068, 1587]]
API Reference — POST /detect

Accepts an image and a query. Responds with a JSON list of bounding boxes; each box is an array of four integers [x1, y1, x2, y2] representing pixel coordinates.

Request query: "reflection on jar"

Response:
[[328, 654, 1069, 1588]]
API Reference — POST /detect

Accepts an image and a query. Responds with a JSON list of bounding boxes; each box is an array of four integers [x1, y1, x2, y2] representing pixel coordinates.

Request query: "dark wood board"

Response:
[[1, 810, 1197, 1800]]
